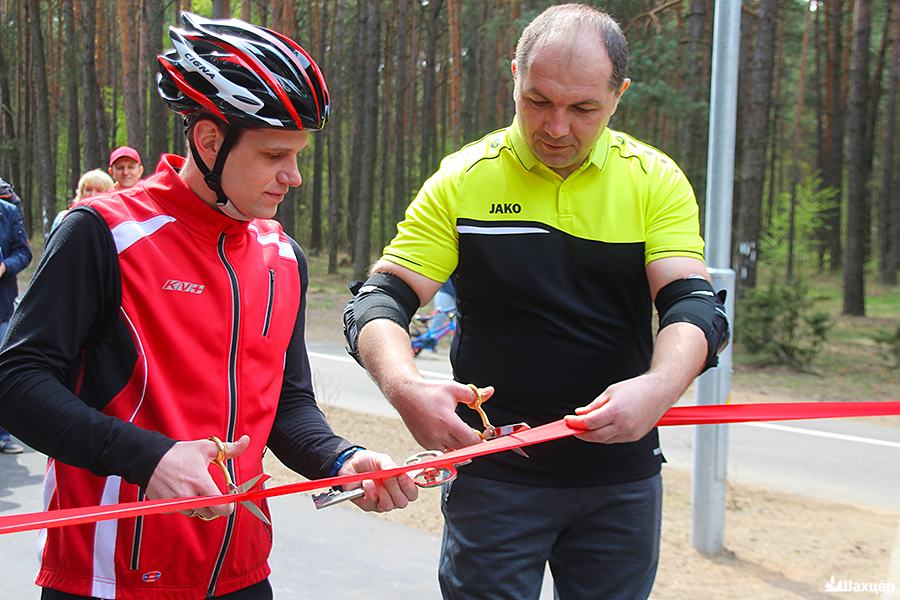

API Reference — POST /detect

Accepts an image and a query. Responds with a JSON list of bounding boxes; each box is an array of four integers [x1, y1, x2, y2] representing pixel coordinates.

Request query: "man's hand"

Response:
[[390, 379, 489, 451], [146, 434, 250, 520], [0, 262, 6, 278], [564, 373, 676, 444], [338, 450, 419, 512], [566, 319, 707, 444]]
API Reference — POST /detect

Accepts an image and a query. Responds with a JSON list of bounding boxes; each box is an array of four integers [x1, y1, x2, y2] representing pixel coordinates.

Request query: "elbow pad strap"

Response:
[[654, 277, 730, 372], [342, 272, 420, 365]]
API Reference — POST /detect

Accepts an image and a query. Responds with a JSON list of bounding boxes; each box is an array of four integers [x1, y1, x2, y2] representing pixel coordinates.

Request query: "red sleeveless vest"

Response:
[[37, 155, 301, 599]]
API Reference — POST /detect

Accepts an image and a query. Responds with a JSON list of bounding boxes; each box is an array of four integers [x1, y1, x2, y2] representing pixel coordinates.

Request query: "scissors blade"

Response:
[[234, 473, 268, 494], [239, 500, 271, 526], [484, 423, 531, 458], [232, 473, 272, 526]]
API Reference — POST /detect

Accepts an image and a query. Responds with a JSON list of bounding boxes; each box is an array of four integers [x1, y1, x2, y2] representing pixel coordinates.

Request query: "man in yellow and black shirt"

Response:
[[344, 4, 728, 599]]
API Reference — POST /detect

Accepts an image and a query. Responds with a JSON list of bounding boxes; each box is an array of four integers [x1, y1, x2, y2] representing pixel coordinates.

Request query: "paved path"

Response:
[[2, 341, 896, 596]]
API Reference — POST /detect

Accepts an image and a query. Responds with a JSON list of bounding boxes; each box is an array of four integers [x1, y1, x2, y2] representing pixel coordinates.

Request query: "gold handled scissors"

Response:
[[465, 384, 530, 458], [207, 436, 271, 525]]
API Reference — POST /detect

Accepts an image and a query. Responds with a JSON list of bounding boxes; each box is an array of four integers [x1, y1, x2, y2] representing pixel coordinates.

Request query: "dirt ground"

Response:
[[279, 290, 900, 599]]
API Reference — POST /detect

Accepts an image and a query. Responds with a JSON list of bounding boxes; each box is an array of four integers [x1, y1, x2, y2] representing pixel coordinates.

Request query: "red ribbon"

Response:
[[1, 401, 897, 536]]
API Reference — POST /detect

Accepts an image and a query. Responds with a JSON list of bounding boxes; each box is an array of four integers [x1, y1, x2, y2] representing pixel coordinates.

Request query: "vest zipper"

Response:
[[129, 487, 145, 570], [262, 269, 275, 337], [207, 233, 241, 598]]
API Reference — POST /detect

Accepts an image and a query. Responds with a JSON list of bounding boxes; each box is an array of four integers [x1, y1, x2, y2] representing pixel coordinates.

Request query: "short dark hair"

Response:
[[515, 3, 628, 92]]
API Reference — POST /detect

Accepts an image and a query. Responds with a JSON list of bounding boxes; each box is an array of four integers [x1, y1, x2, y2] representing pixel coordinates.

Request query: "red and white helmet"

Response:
[[157, 12, 329, 131]]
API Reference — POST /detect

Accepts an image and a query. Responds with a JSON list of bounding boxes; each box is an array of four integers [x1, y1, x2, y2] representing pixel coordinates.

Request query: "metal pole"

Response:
[[691, 0, 741, 556]]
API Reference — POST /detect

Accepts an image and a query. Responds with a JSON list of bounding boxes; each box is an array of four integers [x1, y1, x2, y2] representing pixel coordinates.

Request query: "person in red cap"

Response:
[[108, 145, 143, 190]]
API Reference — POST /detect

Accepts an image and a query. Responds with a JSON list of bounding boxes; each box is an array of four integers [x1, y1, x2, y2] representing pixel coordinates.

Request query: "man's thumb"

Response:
[[224, 434, 251, 459]]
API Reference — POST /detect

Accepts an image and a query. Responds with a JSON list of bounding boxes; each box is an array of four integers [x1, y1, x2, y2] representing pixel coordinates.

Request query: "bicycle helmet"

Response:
[[156, 12, 329, 212]]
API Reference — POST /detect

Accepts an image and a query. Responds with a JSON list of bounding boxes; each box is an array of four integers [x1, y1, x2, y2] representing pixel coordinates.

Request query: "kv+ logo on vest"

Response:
[[489, 202, 521, 215], [162, 279, 205, 294]]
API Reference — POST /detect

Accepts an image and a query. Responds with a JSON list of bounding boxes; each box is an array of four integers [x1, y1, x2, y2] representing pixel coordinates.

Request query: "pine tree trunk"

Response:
[[170, 0, 185, 158], [110, 50, 118, 150], [878, 4, 899, 285], [393, 0, 410, 226], [765, 4, 785, 233], [478, 2, 497, 135], [820, 0, 847, 272], [814, 4, 825, 185], [28, 0, 54, 236], [860, 4, 893, 266], [377, 1, 395, 252], [77, 0, 104, 171], [19, 0, 34, 235], [842, 0, 871, 316], [64, 0, 81, 198], [408, 4, 419, 194], [327, 1, 345, 275], [144, 0, 166, 168], [48, 1, 59, 201], [447, 0, 463, 148], [461, 1, 480, 142], [497, 0, 518, 125], [98, 0, 111, 164], [346, 9, 360, 261], [786, 4, 813, 283], [212, 0, 230, 19], [117, 0, 145, 158], [680, 0, 709, 213], [420, 0, 443, 178], [256, 0, 266, 27], [351, 0, 380, 281], [735, 0, 778, 293], [274, 0, 296, 239], [0, 28, 21, 195], [310, 0, 325, 255]]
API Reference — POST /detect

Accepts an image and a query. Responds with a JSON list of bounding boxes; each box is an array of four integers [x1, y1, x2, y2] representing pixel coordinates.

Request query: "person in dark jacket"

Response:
[[0, 186, 32, 454]]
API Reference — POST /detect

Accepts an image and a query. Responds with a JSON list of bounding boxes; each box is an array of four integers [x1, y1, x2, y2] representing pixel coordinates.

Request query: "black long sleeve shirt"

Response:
[[0, 208, 351, 488]]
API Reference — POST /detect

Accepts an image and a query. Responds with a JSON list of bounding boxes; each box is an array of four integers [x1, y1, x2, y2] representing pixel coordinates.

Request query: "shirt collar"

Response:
[[508, 117, 612, 176], [142, 154, 249, 237]]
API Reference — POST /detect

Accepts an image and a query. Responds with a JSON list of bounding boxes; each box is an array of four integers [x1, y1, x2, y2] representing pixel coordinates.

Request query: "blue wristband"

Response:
[[328, 446, 364, 478]]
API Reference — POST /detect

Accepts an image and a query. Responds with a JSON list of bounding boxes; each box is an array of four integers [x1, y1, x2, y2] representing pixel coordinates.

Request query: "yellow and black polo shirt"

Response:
[[383, 119, 704, 486]]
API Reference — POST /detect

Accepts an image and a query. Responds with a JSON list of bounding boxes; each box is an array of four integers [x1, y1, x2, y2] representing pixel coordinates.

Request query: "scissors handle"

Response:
[[312, 450, 460, 510], [312, 488, 365, 509], [208, 436, 236, 489], [465, 384, 493, 432]]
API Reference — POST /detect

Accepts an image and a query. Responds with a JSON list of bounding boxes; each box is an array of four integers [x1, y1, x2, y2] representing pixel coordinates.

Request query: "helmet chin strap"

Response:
[[188, 124, 252, 221]]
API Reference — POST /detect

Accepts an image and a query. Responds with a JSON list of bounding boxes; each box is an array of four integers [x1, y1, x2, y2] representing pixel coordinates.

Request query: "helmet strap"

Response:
[[187, 123, 240, 207]]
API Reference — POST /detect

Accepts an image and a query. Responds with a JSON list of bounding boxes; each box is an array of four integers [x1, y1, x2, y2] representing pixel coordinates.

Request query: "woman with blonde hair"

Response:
[[51, 169, 115, 232]]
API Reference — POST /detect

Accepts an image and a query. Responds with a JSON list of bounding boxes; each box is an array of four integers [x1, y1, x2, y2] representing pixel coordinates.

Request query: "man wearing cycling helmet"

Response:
[[0, 13, 416, 600]]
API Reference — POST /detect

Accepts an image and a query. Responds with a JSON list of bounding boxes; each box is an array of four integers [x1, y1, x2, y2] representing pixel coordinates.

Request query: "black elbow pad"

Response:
[[654, 277, 730, 372], [342, 272, 420, 365]]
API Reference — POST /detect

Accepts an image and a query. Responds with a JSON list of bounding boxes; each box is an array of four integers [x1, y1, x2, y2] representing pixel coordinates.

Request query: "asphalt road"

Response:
[[1, 341, 895, 597]]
